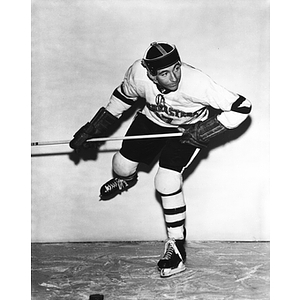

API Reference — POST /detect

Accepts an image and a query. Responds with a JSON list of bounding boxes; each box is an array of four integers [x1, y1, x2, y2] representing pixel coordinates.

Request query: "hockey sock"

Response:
[[114, 171, 138, 182], [159, 188, 186, 240]]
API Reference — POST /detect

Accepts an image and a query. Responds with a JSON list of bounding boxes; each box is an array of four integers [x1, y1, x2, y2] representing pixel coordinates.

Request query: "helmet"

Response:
[[141, 42, 181, 75]]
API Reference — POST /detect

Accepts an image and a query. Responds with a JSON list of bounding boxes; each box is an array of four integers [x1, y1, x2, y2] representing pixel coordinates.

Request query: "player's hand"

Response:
[[69, 122, 94, 150], [179, 116, 227, 148], [179, 124, 209, 148], [81, 141, 102, 149]]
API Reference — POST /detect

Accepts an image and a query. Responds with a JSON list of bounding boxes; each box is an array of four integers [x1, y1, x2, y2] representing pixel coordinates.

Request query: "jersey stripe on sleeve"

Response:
[[112, 88, 136, 106], [231, 95, 252, 114]]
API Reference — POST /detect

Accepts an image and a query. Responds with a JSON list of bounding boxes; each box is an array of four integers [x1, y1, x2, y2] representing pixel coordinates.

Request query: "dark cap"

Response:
[[142, 42, 181, 75]]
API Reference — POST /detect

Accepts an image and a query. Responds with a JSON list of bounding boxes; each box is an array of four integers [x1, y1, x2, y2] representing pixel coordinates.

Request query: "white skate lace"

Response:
[[163, 239, 182, 260], [105, 178, 128, 192]]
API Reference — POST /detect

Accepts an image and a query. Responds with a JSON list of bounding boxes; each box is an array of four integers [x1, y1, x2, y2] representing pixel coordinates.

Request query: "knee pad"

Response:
[[112, 152, 138, 177], [155, 167, 182, 195]]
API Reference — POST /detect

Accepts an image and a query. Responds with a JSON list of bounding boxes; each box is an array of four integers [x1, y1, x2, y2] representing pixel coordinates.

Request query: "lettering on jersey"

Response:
[[146, 94, 207, 123]]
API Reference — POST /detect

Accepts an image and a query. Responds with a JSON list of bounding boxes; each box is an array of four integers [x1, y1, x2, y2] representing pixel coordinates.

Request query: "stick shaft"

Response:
[[31, 132, 183, 147]]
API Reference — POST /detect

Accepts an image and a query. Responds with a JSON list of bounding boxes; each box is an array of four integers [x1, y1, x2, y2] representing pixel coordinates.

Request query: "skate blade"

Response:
[[160, 262, 186, 278], [99, 189, 130, 201], [99, 192, 119, 201]]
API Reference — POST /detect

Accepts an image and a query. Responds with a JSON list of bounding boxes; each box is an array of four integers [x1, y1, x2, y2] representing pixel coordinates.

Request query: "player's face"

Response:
[[155, 62, 182, 91]]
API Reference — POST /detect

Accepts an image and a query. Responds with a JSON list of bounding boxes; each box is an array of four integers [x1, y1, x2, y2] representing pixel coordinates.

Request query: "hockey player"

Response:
[[69, 42, 252, 277]]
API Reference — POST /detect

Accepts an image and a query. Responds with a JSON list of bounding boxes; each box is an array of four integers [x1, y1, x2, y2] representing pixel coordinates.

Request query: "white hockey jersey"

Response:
[[106, 59, 251, 129]]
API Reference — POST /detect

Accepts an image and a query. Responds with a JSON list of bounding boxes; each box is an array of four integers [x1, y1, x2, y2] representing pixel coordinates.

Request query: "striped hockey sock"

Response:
[[159, 188, 186, 240]]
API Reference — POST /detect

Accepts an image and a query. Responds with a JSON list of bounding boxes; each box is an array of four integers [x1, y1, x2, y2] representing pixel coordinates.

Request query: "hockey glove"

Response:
[[179, 116, 227, 148], [69, 107, 118, 150]]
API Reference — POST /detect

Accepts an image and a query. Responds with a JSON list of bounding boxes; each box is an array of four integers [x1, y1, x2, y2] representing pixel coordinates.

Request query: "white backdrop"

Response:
[[31, 0, 269, 242]]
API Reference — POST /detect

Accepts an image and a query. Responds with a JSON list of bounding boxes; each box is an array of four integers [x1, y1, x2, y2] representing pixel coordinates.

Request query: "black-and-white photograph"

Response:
[[30, 0, 270, 299]]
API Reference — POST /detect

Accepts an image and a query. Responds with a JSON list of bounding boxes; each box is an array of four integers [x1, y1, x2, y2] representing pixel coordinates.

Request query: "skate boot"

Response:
[[99, 173, 138, 200], [157, 238, 186, 277]]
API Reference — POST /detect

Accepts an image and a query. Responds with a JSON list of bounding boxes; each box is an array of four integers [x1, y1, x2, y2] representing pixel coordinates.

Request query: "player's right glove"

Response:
[[69, 107, 118, 150], [179, 116, 227, 148]]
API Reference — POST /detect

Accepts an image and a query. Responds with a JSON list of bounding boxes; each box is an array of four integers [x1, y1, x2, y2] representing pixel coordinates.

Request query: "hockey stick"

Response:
[[31, 132, 183, 147]]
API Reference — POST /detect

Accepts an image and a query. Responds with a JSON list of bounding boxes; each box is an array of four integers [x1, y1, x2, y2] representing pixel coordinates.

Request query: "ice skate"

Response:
[[157, 238, 186, 277], [99, 173, 137, 200]]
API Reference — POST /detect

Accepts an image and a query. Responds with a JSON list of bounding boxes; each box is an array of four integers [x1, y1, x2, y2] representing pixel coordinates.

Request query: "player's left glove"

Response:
[[179, 116, 227, 148], [69, 107, 118, 150]]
